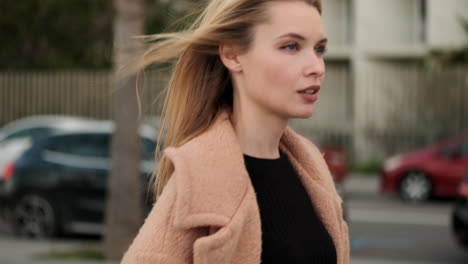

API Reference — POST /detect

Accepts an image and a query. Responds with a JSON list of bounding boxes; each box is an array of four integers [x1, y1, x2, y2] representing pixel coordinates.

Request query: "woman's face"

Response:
[[235, 1, 327, 119]]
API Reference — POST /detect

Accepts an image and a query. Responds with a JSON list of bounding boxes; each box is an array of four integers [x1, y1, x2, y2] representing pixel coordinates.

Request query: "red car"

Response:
[[381, 131, 468, 202], [305, 136, 349, 184], [321, 146, 349, 184], [321, 145, 349, 219]]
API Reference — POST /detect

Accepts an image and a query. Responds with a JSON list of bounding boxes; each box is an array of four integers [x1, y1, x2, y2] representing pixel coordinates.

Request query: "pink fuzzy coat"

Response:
[[121, 112, 350, 264]]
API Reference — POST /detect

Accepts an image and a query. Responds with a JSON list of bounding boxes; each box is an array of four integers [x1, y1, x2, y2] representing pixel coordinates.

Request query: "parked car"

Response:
[[380, 131, 468, 202], [320, 144, 349, 219], [0, 121, 158, 238], [0, 115, 96, 179], [322, 146, 349, 184], [305, 136, 350, 184], [0, 115, 94, 142], [451, 170, 468, 249]]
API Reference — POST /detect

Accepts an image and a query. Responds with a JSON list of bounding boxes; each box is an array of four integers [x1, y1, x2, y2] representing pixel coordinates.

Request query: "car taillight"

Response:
[[459, 185, 468, 198], [459, 173, 468, 198], [2, 163, 15, 181], [330, 153, 345, 165], [459, 181, 468, 198]]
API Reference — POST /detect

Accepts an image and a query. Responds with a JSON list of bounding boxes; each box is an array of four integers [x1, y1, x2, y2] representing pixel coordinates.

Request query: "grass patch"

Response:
[[351, 160, 383, 175], [35, 247, 105, 261]]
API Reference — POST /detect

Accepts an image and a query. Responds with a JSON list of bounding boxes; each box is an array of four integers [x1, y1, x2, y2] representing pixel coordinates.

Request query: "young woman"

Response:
[[122, 0, 349, 263]]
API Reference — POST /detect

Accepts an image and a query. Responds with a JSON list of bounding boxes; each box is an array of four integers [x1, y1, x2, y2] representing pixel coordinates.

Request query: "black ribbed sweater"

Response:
[[243, 153, 337, 264]]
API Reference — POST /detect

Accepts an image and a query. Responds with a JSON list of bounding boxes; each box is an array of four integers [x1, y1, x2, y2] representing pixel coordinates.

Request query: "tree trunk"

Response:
[[105, 0, 144, 260]]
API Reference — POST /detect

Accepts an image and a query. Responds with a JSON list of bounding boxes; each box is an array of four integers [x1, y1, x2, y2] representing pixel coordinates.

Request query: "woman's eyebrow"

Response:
[[317, 38, 328, 45], [276, 33, 306, 40], [276, 33, 328, 44]]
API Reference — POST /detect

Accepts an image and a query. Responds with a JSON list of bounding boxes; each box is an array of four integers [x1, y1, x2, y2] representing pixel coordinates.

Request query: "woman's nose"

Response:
[[303, 52, 325, 78]]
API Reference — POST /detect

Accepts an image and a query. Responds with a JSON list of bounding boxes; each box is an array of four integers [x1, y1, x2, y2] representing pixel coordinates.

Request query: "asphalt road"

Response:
[[347, 174, 468, 264], [0, 174, 467, 263]]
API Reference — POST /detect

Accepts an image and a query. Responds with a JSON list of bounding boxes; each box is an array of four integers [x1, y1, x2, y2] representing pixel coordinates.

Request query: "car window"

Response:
[[142, 138, 157, 161], [46, 134, 110, 158], [4, 127, 52, 141], [46, 133, 157, 160], [460, 139, 468, 156], [439, 148, 450, 157]]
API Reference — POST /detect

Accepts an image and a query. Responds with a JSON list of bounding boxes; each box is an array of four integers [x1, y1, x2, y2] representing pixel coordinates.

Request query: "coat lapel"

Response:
[[280, 128, 345, 263]]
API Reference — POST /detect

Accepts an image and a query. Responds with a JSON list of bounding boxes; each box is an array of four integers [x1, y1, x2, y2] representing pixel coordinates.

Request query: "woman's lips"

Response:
[[298, 91, 318, 102], [297, 85, 320, 102], [297, 85, 321, 93]]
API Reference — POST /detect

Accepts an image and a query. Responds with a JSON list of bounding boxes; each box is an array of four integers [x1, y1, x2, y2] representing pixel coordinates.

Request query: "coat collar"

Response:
[[163, 112, 248, 229], [163, 111, 341, 228]]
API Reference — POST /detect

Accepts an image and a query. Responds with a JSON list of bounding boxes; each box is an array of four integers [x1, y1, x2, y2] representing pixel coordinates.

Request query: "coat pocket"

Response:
[[193, 225, 236, 264]]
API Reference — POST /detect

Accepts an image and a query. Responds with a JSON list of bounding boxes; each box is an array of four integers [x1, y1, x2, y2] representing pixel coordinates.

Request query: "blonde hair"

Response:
[[136, 0, 322, 199]]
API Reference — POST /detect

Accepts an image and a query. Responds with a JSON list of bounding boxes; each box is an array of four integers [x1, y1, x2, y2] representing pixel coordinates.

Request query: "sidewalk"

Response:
[[0, 236, 116, 264], [345, 173, 380, 195]]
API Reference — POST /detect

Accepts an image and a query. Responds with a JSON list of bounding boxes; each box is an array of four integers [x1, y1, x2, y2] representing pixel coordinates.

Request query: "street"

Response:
[[0, 174, 467, 263], [347, 175, 468, 263]]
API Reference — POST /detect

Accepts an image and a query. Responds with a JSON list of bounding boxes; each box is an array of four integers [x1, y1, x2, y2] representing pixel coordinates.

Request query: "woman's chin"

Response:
[[296, 113, 314, 119], [289, 107, 315, 119], [288, 113, 314, 120]]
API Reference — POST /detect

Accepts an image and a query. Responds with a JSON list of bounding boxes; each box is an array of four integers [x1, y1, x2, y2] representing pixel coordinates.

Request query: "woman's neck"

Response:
[[231, 104, 288, 159]]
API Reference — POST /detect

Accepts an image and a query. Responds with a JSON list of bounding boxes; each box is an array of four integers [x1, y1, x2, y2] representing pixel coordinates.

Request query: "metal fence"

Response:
[[357, 63, 468, 159], [0, 70, 169, 127], [0, 71, 111, 124], [291, 61, 354, 155], [292, 63, 467, 160], [0, 65, 466, 161]]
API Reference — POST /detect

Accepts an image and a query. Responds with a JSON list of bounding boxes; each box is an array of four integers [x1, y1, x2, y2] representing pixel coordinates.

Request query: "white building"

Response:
[[296, 0, 468, 162]]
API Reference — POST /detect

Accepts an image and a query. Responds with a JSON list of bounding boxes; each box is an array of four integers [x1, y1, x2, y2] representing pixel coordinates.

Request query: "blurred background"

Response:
[[0, 0, 467, 263]]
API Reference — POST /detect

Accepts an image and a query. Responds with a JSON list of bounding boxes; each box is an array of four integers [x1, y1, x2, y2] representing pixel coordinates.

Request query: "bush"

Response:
[[351, 160, 383, 175]]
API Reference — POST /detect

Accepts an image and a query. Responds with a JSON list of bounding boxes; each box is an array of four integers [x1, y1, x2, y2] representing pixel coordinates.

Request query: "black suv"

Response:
[[452, 170, 468, 249], [0, 122, 158, 238]]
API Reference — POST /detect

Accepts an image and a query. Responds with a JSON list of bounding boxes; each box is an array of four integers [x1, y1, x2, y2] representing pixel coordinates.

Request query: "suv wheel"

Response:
[[13, 194, 57, 238]]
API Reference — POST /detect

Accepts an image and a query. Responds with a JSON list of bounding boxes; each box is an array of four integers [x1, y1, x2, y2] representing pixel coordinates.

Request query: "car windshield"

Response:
[[459, 139, 468, 155], [2, 127, 53, 142]]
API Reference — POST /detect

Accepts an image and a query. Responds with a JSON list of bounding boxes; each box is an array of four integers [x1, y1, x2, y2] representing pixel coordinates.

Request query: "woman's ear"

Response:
[[219, 43, 242, 73]]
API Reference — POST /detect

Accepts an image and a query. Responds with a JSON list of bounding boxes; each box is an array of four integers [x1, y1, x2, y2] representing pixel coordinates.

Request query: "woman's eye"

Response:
[[282, 43, 299, 51], [315, 45, 327, 54]]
